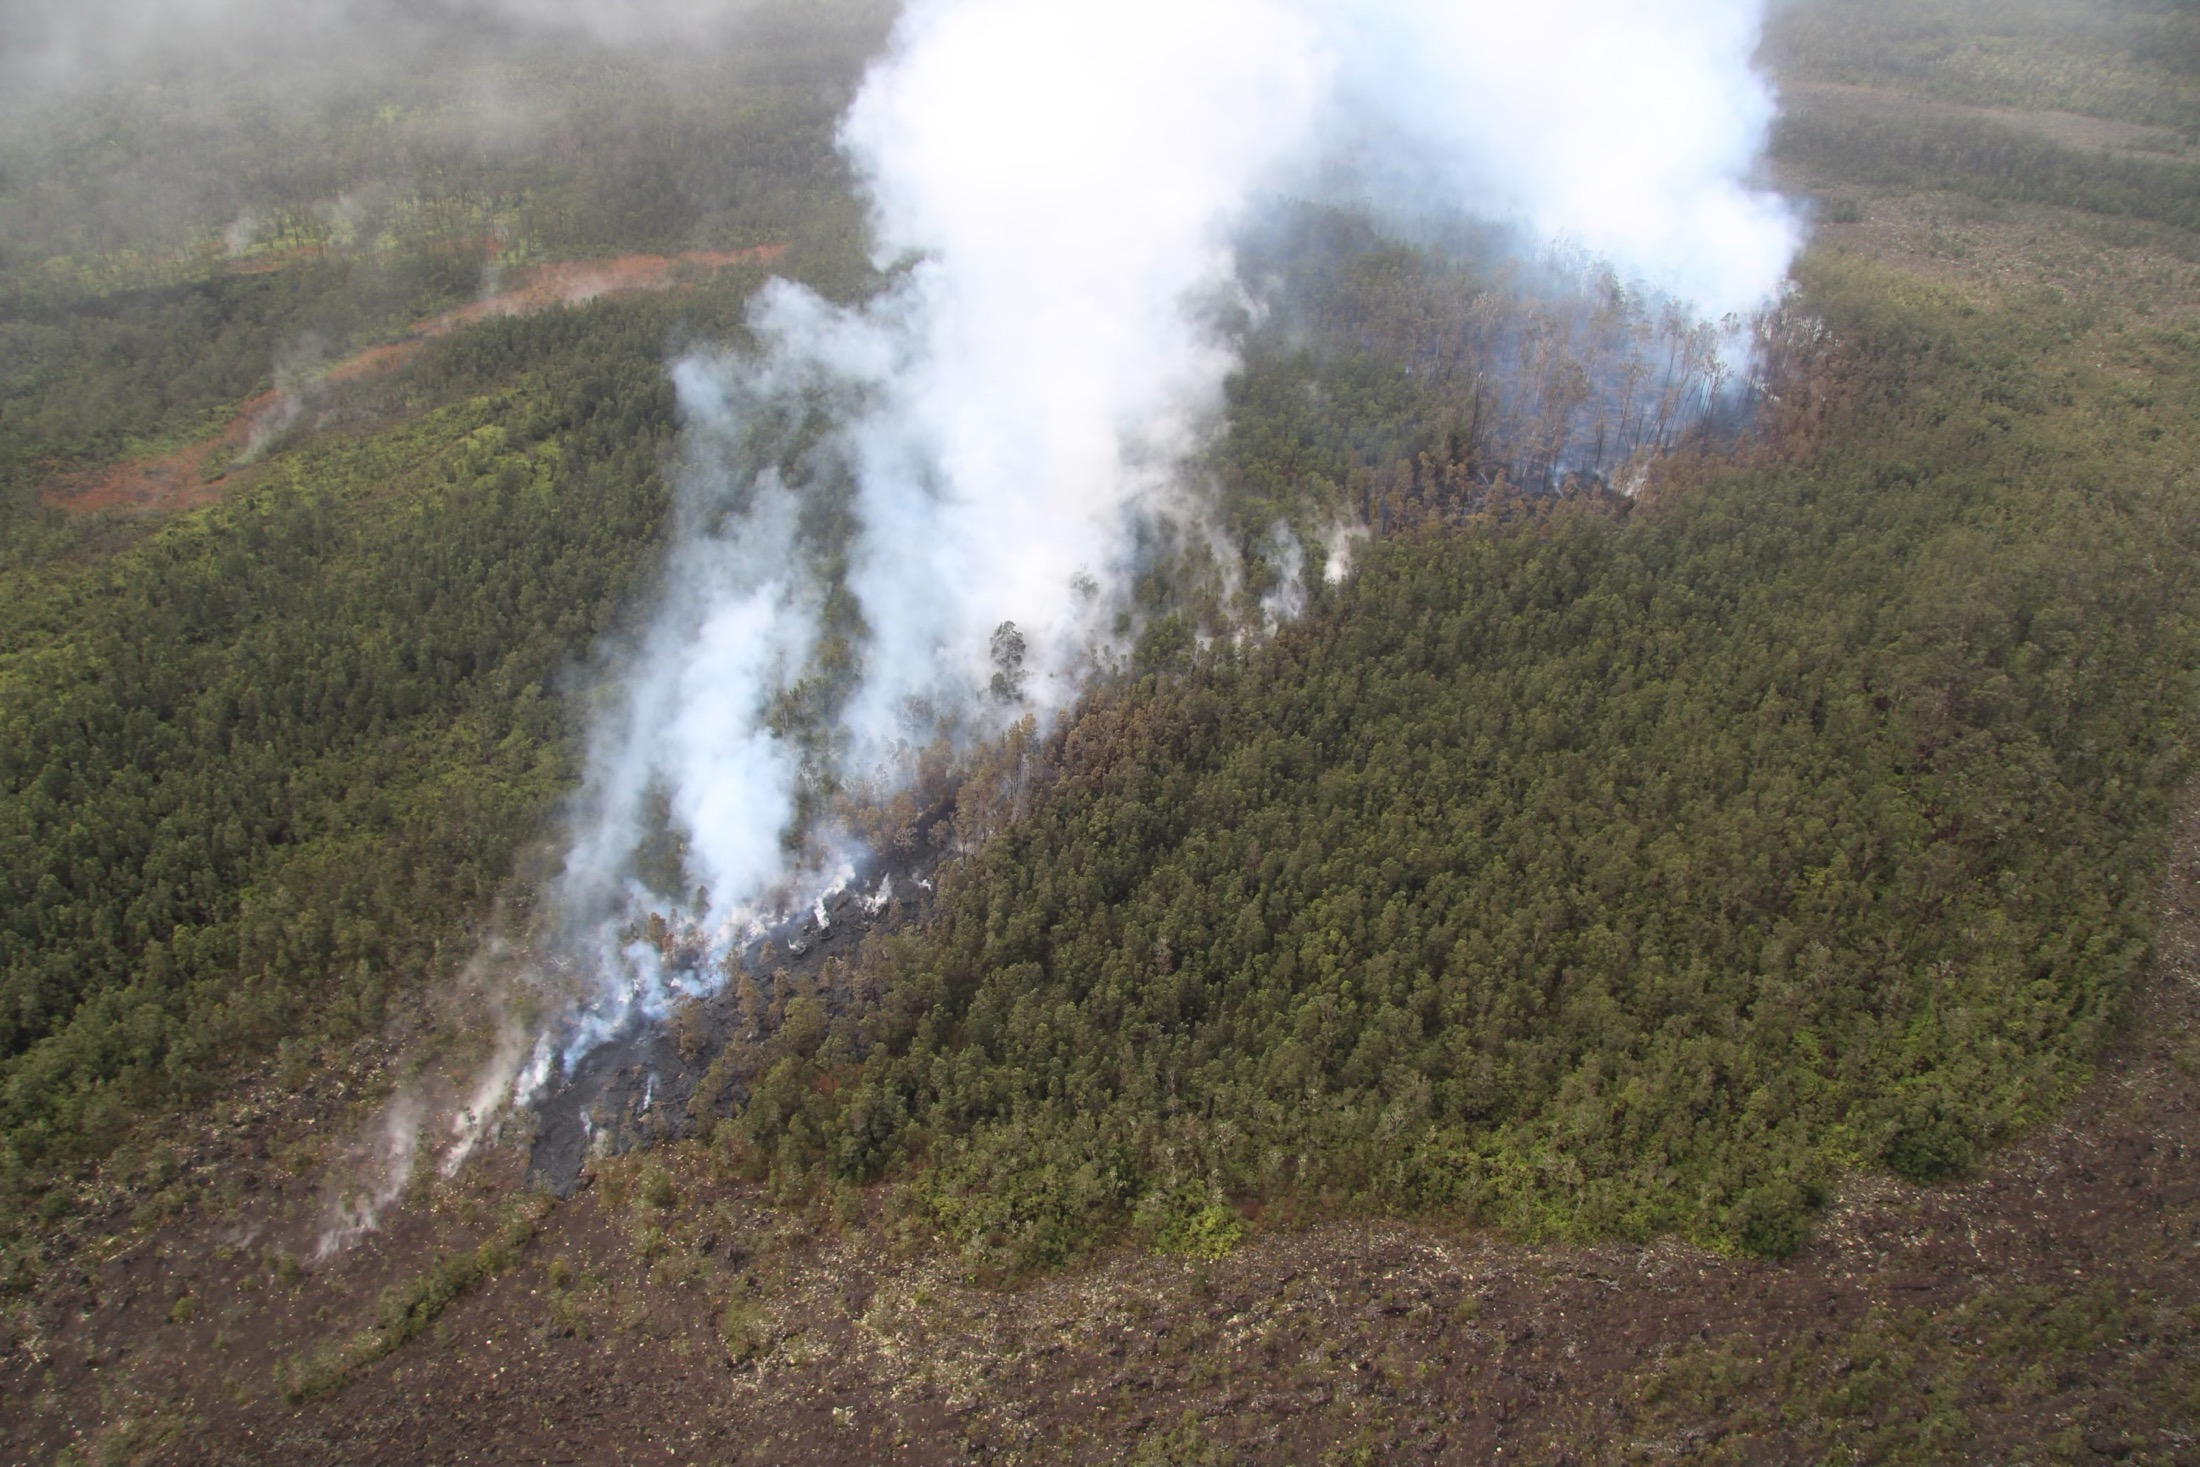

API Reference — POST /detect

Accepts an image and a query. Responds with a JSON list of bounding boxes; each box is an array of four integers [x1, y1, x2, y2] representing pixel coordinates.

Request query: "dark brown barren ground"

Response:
[[7, 781, 2197, 1465]]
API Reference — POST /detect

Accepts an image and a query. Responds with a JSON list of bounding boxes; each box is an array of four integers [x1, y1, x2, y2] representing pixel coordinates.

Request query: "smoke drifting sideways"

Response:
[[518, 0, 1804, 1093]]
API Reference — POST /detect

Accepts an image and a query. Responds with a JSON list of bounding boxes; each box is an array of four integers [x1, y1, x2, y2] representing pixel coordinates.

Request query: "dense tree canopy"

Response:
[[723, 254, 2200, 1266], [5, 0, 2200, 1286], [0, 300, 701, 1178]]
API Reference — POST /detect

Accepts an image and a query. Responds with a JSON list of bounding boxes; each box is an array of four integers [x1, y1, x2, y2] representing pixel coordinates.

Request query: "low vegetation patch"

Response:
[[277, 1194, 551, 1403]]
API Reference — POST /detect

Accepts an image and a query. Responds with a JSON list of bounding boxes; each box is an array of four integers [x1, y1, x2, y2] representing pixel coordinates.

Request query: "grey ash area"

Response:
[[526, 846, 941, 1196]]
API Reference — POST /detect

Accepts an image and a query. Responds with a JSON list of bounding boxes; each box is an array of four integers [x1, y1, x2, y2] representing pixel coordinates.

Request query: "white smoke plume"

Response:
[[1309, 0, 1798, 319], [315, 1084, 425, 1259], [522, 0, 1804, 1082]]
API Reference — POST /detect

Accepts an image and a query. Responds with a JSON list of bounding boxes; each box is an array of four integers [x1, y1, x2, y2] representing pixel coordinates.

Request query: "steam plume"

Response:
[[527, 0, 1803, 1078]]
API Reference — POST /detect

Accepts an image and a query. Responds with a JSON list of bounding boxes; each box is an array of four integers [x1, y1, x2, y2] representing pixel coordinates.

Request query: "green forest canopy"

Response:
[[6, 0, 2200, 1282], [723, 252, 2200, 1266]]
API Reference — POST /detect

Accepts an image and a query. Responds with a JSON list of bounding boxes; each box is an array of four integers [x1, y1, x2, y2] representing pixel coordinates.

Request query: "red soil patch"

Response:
[[40, 245, 789, 518], [437, 248, 787, 328], [40, 390, 288, 517], [318, 340, 416, 386]]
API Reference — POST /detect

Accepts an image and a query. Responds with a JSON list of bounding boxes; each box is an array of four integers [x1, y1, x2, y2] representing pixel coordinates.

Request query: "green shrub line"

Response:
[[275, 1194, 552, 1403]]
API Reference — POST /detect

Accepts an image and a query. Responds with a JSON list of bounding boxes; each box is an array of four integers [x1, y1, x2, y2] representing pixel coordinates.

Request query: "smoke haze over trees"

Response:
[[528, 0, 1806, 1085]]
